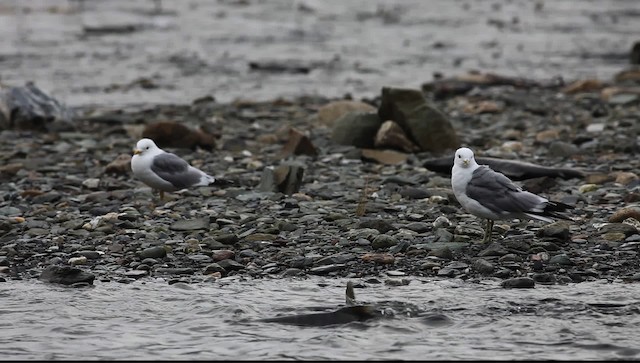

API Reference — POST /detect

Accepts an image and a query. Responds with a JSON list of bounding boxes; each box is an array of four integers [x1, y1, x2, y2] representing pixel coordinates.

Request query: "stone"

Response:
[[371, 235, 399, 250], [0, 82, 75, 131], [317, 100, 377, 128], [331, 111, 382, 148], [378, 87, 459, 153], [104, 154, 132, 175], [609, 208, 640, 223], [361, 149, 408, 165], [501, 277, 535, 288], [39, 266, 95, 285], [374, 120, 419, 152], [536, 221, 571, 241], [257, 163, 304, 195], [361, 253, 395, 264], [139, 246, 167, 259], [278, 127, 318, 159], [169, 218, 210, 231]]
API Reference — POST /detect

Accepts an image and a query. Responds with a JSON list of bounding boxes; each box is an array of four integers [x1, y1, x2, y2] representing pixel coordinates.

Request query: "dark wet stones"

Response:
[[316, 254, 356, 265], [427, 246, 453, 260], [125, 270, 148, 279], [548, 254, 573, 266], [203, 263, 226, 275], [155, 267, 195, 275], [472, 258, 495, 275], [532, 272, 557, 285], [39, 266, 95, 285], [169, 218, 210, 231], [139, 246, 167, 259], [399, 186, 431, 199], [436, 262, 464, 277], [309, 264, 346, 275], [536, 222, 571, 241], [477, 243, 510, 257], [358, 218, 396, 233], [217, 259, 245, 271], [405, 222, 431, 233], [371, 235, 399, 250], [76, 250, 102, 260], [598, 223, 638, 237], [501, 277, 535, 288]]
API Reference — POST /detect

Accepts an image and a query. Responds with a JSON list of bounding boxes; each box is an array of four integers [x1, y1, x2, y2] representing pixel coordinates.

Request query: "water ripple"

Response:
[[1, 277, 639, 360]]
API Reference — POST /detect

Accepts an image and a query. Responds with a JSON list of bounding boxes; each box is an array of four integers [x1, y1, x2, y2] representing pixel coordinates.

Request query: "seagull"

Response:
[[131, 138, 217, 200], [451, 147, 573, 243]]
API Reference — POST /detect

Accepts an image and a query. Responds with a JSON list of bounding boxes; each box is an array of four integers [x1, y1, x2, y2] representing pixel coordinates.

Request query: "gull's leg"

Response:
[[482, 219, 494, 243], [159, 190, 165, 201]]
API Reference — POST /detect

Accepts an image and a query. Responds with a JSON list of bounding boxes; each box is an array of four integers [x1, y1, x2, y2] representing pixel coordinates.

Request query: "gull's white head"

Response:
[[454, 147, 476, 168], [133, 138, 159, 156]]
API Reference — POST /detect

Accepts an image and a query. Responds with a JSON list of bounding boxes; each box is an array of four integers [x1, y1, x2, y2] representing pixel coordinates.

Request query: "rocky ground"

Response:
[[1, 67, 640, 288]]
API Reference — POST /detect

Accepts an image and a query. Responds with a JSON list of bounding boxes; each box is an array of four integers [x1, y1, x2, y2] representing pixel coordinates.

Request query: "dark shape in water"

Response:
[[423, 155, 585, 181], [261, 281, 382, 327], [39, 266, 95, 286], [261, 305, 381, 327]]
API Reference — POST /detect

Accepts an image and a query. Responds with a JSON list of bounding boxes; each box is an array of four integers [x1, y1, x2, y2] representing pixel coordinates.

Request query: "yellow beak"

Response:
[[133, 149, 141, 155], [463, 159, 469, 166]]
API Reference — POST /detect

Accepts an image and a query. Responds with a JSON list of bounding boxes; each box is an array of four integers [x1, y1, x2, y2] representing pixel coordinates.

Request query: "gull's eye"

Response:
[[457, 154, 461, 158]]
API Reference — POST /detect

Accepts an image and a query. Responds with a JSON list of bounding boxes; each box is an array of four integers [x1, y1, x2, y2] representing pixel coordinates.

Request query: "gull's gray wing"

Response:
[[150, 152, 202, 189], [466, 166, 542, 215]]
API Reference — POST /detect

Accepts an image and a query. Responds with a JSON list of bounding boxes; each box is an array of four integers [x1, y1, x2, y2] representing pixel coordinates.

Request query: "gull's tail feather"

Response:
[[526, 201, 575, 222], [211, 176, 235, 187]]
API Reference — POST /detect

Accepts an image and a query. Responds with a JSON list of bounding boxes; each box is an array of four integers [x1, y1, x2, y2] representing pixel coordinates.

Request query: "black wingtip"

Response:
[[212, 177, 236, 187], [542, 201, 575, 220]]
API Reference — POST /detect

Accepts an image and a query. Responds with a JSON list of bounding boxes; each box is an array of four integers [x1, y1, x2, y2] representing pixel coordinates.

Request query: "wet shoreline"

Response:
[[0, 0, 637, 107]]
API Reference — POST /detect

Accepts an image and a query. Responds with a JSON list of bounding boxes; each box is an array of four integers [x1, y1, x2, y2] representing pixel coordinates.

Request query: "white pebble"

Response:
[[68, 256, 87, 265], [82, 178, 100, 189]]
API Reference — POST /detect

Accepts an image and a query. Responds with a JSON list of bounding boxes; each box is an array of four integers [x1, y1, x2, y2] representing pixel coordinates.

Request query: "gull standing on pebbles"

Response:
[[131, 138, 217, 200], [451, 147, 573, 243]]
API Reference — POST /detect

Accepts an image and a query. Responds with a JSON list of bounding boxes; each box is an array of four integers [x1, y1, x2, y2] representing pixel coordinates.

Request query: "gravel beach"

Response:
[[2, 66, 640, 288], [1, 0, 640, 288]]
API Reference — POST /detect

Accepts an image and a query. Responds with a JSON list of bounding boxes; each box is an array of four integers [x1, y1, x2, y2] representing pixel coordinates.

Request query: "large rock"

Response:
[[331, 112, 382, 148], [374, 120, 419, 152], [0, 82, 75, 131], [317, 100, 377, 128], [378, 87, 459, 153]]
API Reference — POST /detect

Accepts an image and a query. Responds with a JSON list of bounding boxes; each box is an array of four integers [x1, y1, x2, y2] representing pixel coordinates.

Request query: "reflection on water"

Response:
[[1, 277, 639, 360]]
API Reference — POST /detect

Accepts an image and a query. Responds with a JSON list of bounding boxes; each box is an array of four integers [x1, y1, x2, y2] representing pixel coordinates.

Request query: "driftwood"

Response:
[[422, 156, 585, 180], [422, 72, 565, 99]]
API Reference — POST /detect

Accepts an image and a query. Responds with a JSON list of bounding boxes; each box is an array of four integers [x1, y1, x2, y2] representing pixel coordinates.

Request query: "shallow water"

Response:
[[2, 277, 639, 360], [0, 0, 637, 107]]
